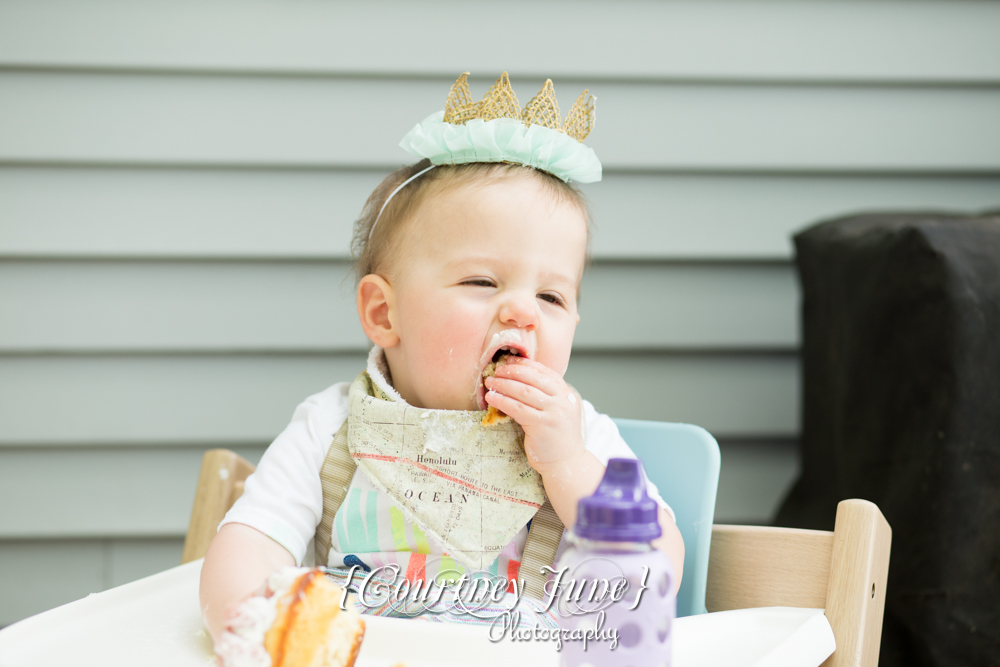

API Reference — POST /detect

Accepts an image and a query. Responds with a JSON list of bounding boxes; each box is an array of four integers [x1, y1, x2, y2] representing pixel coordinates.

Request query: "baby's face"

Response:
[[383, 173, 587, 411]]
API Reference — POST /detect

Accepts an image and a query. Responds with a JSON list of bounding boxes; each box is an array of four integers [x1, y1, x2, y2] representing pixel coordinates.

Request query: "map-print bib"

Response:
[[346, 372, 546, 570]]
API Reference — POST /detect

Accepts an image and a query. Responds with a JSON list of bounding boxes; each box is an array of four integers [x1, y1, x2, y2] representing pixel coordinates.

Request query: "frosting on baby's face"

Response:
[[378, 173, 586, 411]]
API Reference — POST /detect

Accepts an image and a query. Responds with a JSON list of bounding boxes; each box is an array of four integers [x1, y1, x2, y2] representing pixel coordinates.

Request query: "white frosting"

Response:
[[266, 566, 312, 595], [477, 329, 523, 369], [214, 566, 312, 667]]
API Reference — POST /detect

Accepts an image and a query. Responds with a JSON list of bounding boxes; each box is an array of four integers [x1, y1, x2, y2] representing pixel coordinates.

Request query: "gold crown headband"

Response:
[[442, 72, 596, 142], [370, 72, 602, 239]]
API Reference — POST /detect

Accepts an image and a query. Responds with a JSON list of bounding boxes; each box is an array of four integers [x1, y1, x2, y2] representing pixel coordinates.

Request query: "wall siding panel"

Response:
[[3, 166, 998, 261], [0, 352, 797, 446], [2, 1, 997, 82], [0, 446, 252, 538], [107, 538, 186, 588], [715, 441, 800, 525], [0, 537, 185, 626], [0, 259, 798, 351], [0, 440, 793, 538], [3, 71, 999, 170], [564, 352, 799, 437], [0, 540, 106, 627], [0, 354, 367, 446]]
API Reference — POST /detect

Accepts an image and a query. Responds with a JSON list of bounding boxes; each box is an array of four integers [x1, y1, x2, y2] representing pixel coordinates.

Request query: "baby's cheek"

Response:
[[420, 309, 481, 369], [439, 315, 481, 358], [548, 350, 572, 377], [539, 325, 576, 376]]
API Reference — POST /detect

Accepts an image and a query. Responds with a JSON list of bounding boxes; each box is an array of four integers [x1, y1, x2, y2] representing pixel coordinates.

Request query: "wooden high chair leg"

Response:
[[823, 499, 892, 667]]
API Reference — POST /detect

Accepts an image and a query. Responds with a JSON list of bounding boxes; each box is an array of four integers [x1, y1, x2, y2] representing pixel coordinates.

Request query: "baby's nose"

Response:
[[498, 292, 538, 330]]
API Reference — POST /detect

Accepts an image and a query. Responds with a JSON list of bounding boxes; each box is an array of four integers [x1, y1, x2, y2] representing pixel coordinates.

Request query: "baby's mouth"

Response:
[[475, 345, 526, 410]]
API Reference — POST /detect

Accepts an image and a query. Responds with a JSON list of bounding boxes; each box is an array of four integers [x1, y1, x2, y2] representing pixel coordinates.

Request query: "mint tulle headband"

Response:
[[401, 72, 601, 184], [370, 72, 602, 239]]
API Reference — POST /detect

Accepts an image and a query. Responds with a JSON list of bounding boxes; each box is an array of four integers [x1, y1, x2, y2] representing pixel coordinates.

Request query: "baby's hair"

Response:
[[351, 159, 592, 285]]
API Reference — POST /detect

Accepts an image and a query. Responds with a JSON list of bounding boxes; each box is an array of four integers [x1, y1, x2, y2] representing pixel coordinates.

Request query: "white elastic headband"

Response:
[[368, 164, 437, 240]]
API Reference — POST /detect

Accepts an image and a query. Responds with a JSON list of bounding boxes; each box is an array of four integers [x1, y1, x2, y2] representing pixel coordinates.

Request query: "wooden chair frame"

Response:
[[707, 500, 891, 667], [181, 449, 255, 564], [184, 450, 891, 667]]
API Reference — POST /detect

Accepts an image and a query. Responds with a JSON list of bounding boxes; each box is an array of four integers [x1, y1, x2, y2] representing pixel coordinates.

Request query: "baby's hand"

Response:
[[484, 357, 585, 475]]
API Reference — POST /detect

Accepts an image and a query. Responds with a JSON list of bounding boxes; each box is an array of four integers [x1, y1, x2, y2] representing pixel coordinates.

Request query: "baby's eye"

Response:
[[462, 278, 496, 288], [538, 292, 566, 307]]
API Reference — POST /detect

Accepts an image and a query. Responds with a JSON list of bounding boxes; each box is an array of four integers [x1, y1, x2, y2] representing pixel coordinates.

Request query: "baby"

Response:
[[200, 73, 685, 644]]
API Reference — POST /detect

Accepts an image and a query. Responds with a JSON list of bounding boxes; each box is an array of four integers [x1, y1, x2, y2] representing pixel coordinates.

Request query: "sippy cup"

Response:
[[554, 458, 675, 667]]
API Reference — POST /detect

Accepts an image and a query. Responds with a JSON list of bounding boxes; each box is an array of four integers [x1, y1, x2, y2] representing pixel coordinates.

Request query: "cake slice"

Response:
[[215, 567, 365, 667], [481, 353, 513, 426]]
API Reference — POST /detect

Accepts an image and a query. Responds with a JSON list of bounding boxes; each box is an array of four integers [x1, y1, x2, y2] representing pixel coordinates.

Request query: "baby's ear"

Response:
[[357, 274, 399, 348]]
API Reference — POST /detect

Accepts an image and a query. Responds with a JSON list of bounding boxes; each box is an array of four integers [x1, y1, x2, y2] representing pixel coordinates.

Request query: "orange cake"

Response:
[[216, 567, 364, 667], [481, 353, 513, 426]]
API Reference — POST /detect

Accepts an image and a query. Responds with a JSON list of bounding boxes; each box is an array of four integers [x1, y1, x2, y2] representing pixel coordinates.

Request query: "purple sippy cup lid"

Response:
[[575, 458, 662, 542]]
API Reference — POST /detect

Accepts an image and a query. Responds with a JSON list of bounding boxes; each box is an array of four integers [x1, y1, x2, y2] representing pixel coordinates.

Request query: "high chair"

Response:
[[184, 423, 891, 667]]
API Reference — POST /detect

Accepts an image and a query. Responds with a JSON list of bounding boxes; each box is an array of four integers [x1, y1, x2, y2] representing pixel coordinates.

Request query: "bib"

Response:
[[346, 372, 546, 571]]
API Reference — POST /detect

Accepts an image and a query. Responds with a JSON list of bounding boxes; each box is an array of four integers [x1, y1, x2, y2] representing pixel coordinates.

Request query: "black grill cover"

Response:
[[775, 212, 1000, 666]]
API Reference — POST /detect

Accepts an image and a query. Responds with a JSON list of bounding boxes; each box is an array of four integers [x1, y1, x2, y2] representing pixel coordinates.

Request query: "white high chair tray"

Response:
[[0, 559, 834, 667]]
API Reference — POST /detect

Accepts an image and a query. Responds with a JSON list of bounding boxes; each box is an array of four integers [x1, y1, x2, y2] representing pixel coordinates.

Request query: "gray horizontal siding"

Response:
[[714, 440, 800, 526], [565, 352, 798, 437], [1, 1, 997, 83], [3, 71, 999, 171], [3, 167, 998, 261], [0, 260, 798, 351], [0, 537, 184, 626], [0, 352, 797, 445], [0, 446, 262, 538]]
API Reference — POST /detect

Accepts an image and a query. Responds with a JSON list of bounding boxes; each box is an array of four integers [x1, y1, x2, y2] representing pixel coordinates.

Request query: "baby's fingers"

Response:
[[485, 376, 553, 411], [496, 359, 563, 396], [485, 389, 542, 424]]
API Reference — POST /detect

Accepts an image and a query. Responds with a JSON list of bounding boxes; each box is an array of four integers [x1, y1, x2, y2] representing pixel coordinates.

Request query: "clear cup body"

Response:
[[553, 533, 675, 667]]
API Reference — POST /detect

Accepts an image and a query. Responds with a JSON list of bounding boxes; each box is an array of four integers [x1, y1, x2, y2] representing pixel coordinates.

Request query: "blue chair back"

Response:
[[613, 419, 720, 617]]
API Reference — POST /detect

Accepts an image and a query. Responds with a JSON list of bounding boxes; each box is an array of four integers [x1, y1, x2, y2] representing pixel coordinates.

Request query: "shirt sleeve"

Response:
[[218, 382, 351, 565], [581, 398, 676, 523]]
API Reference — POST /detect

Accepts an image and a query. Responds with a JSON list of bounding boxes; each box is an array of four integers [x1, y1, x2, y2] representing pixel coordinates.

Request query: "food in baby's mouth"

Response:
[[215, 567, 364, 667], [481, 352, 514, 426]]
